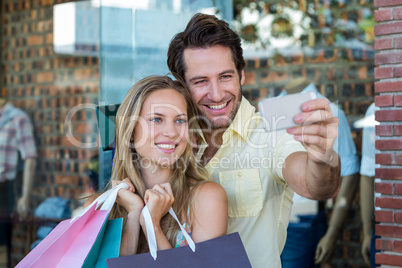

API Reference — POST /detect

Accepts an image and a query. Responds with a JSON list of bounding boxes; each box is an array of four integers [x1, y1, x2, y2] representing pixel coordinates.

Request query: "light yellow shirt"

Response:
[[195, 98, 306, 268]]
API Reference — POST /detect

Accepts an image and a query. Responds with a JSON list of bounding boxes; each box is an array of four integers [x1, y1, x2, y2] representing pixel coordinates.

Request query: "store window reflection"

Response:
[[0, 0, 375, 267]]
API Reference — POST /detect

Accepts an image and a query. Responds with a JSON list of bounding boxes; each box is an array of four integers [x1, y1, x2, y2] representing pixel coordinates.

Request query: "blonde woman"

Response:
[[86, 75, 228, 256]]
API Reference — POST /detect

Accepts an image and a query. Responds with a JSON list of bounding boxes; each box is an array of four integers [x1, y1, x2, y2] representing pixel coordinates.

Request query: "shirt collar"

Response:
[[227, 97, 255, 141]]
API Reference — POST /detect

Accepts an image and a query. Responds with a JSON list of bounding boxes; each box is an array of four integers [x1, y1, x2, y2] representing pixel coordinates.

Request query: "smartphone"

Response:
[[258, 92, 317, 131]]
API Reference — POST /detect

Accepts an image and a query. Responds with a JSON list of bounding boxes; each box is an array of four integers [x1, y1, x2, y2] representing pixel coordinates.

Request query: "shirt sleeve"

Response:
[[15, 114, 37, 159], [271, 130, 306, 185]]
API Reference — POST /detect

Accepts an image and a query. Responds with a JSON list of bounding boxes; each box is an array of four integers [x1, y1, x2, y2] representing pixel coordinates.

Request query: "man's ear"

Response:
[[240, 70, 245, 86]]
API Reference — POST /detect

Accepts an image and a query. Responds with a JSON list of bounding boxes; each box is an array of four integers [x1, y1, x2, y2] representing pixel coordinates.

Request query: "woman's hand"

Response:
[[112, 178, 144, 213], [140, 183, 174, 228]]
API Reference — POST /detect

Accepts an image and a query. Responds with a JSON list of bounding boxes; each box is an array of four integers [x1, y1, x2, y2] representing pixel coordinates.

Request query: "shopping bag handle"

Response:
[[71, 183, 129, 223], [142, 205, 196, 260]]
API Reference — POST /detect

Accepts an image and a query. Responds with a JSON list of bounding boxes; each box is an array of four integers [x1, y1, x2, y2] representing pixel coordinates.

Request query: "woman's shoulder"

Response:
[[193, 181, 227, 203]]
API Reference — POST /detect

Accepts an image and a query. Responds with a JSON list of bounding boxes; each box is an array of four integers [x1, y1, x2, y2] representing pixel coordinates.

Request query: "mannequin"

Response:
[[279, 78, 360, 267], [0, 90, 37, 268], [314, 173, 359, 263], [360, 175, 374, 264], [358, 102, 378, 267]]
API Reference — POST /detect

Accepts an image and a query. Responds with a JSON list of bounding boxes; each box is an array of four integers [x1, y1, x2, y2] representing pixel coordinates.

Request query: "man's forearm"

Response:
[[305, 150, 341, 200]]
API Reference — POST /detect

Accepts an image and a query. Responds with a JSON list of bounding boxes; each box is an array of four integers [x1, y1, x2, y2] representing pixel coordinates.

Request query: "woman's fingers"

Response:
[[111, 178, 136, 192]]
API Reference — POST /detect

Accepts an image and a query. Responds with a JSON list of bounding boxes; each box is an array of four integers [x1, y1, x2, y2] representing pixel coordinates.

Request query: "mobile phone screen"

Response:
[[258, 92, 317, 131]]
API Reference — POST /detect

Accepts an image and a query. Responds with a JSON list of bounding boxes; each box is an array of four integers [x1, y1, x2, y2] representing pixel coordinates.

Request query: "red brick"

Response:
[[27, 35, 43, 46], [376, 239, 394, 250], [376, 253, 402, 266], [374, 22, 402, 36], [374, 9, 392, 21], [395, 95, 402, 107], [55, 174, 79, 185], [376, 153, 393, 164], [395, 241, 402, 252], [395, 153, 402, 164], [375, 95, 393, 107], [377, 197, 402, 209], [394, 8, 402, 20], [396, 184, 402, 195], [375, 67, 393, 78], [244, 72, 256, 85], [61, 136, 74, 147], [376, 110, 402, 121], [375, 0, 402, 7], [45, 33, 53, 44], [375, 182, 394, 194], [395, 66, 402, 77], [74, 69, 92, 80], [375, 81, 402, 93], [376, 225, 402, 238], [395, 37, 402, 49], [37, 72, 53, 83], [376, 210, 394, 223], [375, 51, 402, 65], [396, 212, 402, 223], [394, 125, 402, 136], [375, 168, 402, 179], [74, 123, 93, 134]]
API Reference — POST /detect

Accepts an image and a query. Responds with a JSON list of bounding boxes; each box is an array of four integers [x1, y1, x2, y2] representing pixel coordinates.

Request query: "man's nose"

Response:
[[208, 81, 225, 102]]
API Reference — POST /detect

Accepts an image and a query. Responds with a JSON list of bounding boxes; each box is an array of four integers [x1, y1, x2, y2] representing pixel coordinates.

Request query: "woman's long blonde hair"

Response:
[[109, 75, 209, 249]]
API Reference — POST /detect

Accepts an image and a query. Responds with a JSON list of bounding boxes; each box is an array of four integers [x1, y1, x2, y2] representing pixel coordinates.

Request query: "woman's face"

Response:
[[133, 88, 189, 169]]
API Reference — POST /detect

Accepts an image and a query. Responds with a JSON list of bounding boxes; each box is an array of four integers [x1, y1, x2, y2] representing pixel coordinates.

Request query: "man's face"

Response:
[[183, 45, 245, 129]]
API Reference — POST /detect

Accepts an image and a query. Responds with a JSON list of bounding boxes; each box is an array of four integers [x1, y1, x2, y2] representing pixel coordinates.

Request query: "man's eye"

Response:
[[150, 117, 162, 123], [221, 75, 232, 79], [194, 80, 206, 85]]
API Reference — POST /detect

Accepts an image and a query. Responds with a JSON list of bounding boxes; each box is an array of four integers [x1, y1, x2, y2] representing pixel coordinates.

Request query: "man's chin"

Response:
[[210, 120, 231, 129]]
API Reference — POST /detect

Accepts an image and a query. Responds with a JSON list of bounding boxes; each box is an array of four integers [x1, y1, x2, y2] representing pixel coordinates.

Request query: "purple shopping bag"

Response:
[[106, 206, 251, 268], [106, 232, 251, 268], [16, 183, 128, 268]]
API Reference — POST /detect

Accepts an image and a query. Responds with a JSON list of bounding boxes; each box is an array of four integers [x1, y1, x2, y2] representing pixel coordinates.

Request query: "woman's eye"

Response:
[[150, 117, 162, 123], [176, 118, 187, 124]]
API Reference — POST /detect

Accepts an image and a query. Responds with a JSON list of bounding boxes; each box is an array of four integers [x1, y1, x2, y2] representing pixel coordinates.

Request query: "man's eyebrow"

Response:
[[188, 69, 236, 82], [219, 69, 236, 75], [189, 76, 207, 83]]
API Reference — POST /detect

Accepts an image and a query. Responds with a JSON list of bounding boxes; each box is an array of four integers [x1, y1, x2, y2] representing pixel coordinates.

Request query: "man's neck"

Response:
[[200, 126, 226, 166]]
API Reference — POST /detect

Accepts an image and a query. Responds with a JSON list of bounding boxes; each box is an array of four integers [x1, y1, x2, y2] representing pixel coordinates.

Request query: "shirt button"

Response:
[[237, 171, 243, 177]]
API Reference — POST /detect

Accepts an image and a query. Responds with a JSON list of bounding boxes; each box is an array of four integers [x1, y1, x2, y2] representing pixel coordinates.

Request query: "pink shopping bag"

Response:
[[16, 183, 128, 268]]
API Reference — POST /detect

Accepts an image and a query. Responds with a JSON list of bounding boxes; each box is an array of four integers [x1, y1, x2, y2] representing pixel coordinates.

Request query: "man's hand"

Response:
[[288, 98, 339, 166], [284, 98, 341, 200]]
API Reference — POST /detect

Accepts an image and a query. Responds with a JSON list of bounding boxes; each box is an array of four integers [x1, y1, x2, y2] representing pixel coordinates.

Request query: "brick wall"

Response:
[[0, 0, 99, 265], [373, 0, 402, 267]]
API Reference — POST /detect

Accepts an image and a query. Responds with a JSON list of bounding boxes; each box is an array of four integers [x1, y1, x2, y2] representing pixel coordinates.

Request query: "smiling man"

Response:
[[167, 13, 341, 268]]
